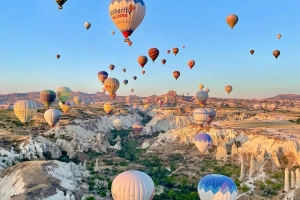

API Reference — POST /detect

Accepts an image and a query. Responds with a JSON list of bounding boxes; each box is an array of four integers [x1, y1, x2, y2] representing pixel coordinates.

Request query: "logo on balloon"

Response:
[[110, 6, 134, 19]]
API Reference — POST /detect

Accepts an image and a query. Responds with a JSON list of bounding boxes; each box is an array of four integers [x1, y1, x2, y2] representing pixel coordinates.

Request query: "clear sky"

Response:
[[0, 0, 300, 99]]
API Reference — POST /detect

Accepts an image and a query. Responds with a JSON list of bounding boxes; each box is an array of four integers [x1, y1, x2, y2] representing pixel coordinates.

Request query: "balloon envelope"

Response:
[[226, 14, 238, 29], [109, 64, 115, 71], [74, 96, 82, 106], [44, 109, 61, 128], [199, 84, 204, 90], [104, 78, 120, 96], [273, 50, 280, 59], [40, 90, 56, 108], [59, 101, 71, 113], [188, 60, 195, 69], [84, 22, 91, 29], [113, 119, 123, 130], [161, 59, 166, 65], [173, 71, 180, 80], [123, 79, 128, 85], [132, 122, 144, 135], [194, 133, 212, 155], [195, 91, 208, 104], [14, 100, 38, 123], [172, 48, 179, 56], [148, 48, 159, 62], [103, 102, 114, 114], [138, 56, 148, 68], [98, 71, 108, 84], [225, 85, 233, 94], [56, 87, 72, 103], [193, 108, 209, 126], [205, 108, 216, 125]]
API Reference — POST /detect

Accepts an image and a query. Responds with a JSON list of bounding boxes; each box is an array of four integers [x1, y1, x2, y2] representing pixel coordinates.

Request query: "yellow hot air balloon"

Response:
[[59, 101, 71, 114], [226, 14, 238, 29], [199, 84, 204, 90], [74, 96, 82, 106], [225, 85, 233, 94], [277, 34, 281, 39], [14, 100, 38, 123], [104, 78, 120, 98], [103, 102, 114, 115]]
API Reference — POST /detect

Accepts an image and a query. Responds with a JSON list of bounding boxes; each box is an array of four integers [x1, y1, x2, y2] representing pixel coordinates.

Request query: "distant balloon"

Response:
[[113, 119, 123, 130], [271, 103, 277, 111], [123, 79, 128, 85], [273, 50, 280, 59], [98, 71, 108, 85], [199, 84, 204, 90], [205, 108, 216, 125], [111, 30, 115, 35], [225, 85, 233, 94], [59, 101, 71, 114], [131, 89, 134, 93], [142, 70, 145, 75], [44, 109, 61, 128], [277, 34, 281, 39], [193, 108, 209, 126], [172, 48, 179, 56], [261, 103, 267, 109], [56, 87, 71, 103], [128, 41, 132, 46], [104, 78, 120, 98], [14, 100, 38, 123], [144, 104, 149, 109], [161, 59, 166, 65], [250, 50, 254, 55], [205, 88, 210, 93], [173, 71, 180, 80], [55, 0, 67, 10], [56, 54, 60, 59], [84, 22, 91, 29], [148, 48, 159, 62], [40, 90, 56, 109], [167, 50, 170, 54], [109, 64, 115, 71], [194, 133, 212, 155], [132, 122, 144, 135], [188, 60, 195, 69], [74, 96, 82, 106], [122, 68, 126, 73], [126, 96, 132, 104], [157, 100, 163, 107], [226, 14, 238, 29], [138, 56, 148, 68], [182, 46, 185, 48], [133, 76, 137, 80], [103, 102, 114, 115]]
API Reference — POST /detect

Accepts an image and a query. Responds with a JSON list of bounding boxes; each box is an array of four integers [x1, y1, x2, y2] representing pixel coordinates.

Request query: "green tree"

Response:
[[168, 190, 175, 199]]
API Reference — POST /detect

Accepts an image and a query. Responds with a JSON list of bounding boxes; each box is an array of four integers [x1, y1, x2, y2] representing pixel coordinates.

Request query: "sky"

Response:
[[0, 0, 300, 99]]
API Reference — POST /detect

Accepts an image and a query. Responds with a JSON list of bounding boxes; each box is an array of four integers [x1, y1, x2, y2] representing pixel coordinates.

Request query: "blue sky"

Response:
[[0, 0, 300, 99]]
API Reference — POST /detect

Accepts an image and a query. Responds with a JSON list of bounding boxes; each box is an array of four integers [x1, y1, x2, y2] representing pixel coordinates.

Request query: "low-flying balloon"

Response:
[[225, 85, 233, 94], [56, 54, 60, 59], [193, 108, 209, 126], [104, 78, 120, 98], [173, 71, 180, 80], [132, 122, 144, 135], [226, 14, 238, 29], [55, 0, 67, 10], [14, 100, 38, 123], [84, 22, 91, 30], [109, 64, 115, 71], [161, 59, 166, 65], [138, 56, 148, 68], [148, 48, 159, 62], [103, 102, 114, 115], [56, 87, 71, 103], [273, 50, 280, 59], [98, 71, 108, 85], [74, 96, 82, 106], [133, 76, 137, 80], [40, 90, 56, 109], [44, 109, 61, 128], [113, 119, 123, 130], [123, 79, 128, 85], [188, 60, 195, 69], [194, 133, 212, 155], [172, 48, 179, 56], [59, 101, 71, 114], [142, 70, 145, 75], [250, 50, 254, 55], [199, 84, 204, 90]]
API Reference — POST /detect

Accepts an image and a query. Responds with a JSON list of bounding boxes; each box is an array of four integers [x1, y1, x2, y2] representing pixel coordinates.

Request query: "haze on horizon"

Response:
[[0, 0, 300, 99]]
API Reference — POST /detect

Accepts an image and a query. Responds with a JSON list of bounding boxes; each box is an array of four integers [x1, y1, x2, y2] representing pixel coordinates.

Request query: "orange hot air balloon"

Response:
[[56, 54, 60, 59], [161, 59, 166, 65], [142, 70, 145, 74], [109, 64, 115, 71], [226, 14, 238, 29], [188, 60, 195, 69], [173, 71, 180, 80], [273, 50, 280, 59], [173, 48, 179, 56], [110, 93, 116, 100], [250, 50, 254, 55], [128, 41, 132, 46], [138, 56, 148, 68], [167, 50, 170, 54], [148, 48, 159, 62], [277, 34, 281, 39]]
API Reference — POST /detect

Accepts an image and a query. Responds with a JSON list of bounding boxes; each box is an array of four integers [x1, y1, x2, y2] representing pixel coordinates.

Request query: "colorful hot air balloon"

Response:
[[173, 71, 180, 80], [44, 109, 61, 128], [198, 174, 238, 200], [273, 50, 280, 59], [122, 68, 126, 73], [138, 56, 148, 68], [111, 170, 155, 200], [109, 64, 115, 71], [40, 90, 56, 109], [111, 30, 115, 35], [130, 89, 134, 93], [172, 48, 179, 56], [188, 60, 195, 69], [226, 14, 238, 29], [74, 96, 82, 106], [56, 87, 71, 103], [103, 102, 114, 115], [205, 88, 210, 93], [133, 76, 137, 80], [161, 59, 166, 65], [84, 22, 91, 29], [194, 133, 212, 155], [55, 0, 67, 10], [109, 0, 146, 39], [148, 48, 159, 62], [199, 84, 204, 90], [98, 71, 108, 84], [167, 50, 170, 54], [59, 101, 71, 114], [193, 108, 209, 126], [113, 119, 123, 130], [205, 108, 216, 125], [250, 50, 254, 55], [132, 122, 144, 135], [14, 100, 38, 123], [128, 41, 132, 46], [104, 78, 120, 97], [277, 34, 281, 39], [56, 54, 60, 59], [123, 79, 128, 85], [142, 70, 145, 74], [225, 85, 232, 94], [271, 103, 277, 110]]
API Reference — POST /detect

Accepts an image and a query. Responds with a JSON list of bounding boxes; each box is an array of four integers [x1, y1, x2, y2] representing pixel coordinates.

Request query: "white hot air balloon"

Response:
[[193, 108, 209, 126], [14, 100, 38, 123], [194, 133, 213, 155], [111, 170, 155, 200], [113, 119, 123, 130], [44, 109, 61, 128]]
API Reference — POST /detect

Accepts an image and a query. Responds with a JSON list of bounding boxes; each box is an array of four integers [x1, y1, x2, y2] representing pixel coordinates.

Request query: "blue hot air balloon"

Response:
[[198, 174, 238, 200], [194, 133, 212, 155], [123, 79, 128, 85]]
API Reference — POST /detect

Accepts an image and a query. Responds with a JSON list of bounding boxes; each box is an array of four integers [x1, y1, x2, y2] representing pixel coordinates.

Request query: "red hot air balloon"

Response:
[[148, 48, 159, 62], [173, 71, 180, 80]]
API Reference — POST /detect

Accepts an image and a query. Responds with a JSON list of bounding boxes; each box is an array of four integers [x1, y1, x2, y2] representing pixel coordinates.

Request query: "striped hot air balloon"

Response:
[[40, 90, 56, 109], [14, 100, 38, 123], [193, 108, 209, 126], [104, 78, 120, 97], [193, 133, 212, 155], [148, 48, 159, 62]]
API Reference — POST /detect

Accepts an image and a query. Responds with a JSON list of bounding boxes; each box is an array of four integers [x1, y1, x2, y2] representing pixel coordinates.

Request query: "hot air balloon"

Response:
[[172, 48, 179, 56], [111, 170, 155, 200], [198, 174, 238, 200], [111, 30, 115, 35], [271, 103, 277, 110], [205, 88, 210, 93], [261, 103, 267, 109], [199, 84, 204, 90], [225, 85, 232, 94], [133, 76, 137, 80], [161, 59, 166, 65], [55, 0, 67, 10], [104, 78, 120, 98], [109, 0, 146, 39], [14, 100, 38, 123], [109, 64, 115, 71], [132, 122, 144, 135], [102, 87, 106, 93], [74, 96, 82, 106], [148, 48, 159, 62], [40, 90, 56, 109], [122, 68, 126, 73], [56, 54, 60, 59], [98, 71, 108, 85], [188, 60, 195, 69], [137, 56, 148, 68], [167, 50, 170, 54], [84, 22, 91, 29], [56, 87, 71, 103], [113, 119, 123, 130], [193, 108, 209, 126], [44, 109, 61, 128], [131, 89, 134, 93], [205, 108, 216, 125], [157, 100, 163, 107], [59, 101, 71, 114], [142, 70, 145, 75], [182, 46, 185, 48], [126, 96, 132, 104], [226, 14, 238, 29], [128, 41, 132, 46], [195, 91, 208, 106], [123, 79, 128, 85], [273, 50, 280, 59], [250, 50, 254, 55], [103, 102, 114, 115], [144, 104, 149, 109], [194, 133, 212, 155], [173, 71, 180, 80], [277, 34, 281, 39]]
